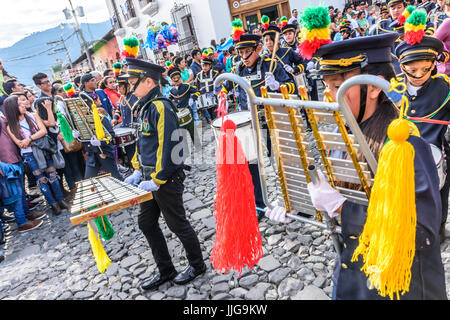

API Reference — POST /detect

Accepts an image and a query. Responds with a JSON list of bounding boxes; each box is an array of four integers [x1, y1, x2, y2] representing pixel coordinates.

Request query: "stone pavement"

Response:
[[0, 125, 449, 300]]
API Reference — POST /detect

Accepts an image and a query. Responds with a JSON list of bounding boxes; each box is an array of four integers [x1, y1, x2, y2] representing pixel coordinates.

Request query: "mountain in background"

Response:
[[0, 21, 111, 87]]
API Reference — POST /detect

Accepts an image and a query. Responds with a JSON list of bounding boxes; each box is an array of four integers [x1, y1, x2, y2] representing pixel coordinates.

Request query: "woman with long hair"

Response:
[[174, 57, 194, 83], [4, 95, 68, 215], [99, 76, 121, 109], [35, 96, 75, 197]]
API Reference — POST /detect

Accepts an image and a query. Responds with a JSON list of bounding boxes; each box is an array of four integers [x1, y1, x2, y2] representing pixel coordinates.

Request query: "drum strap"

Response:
[[170, 85, 191, 99], [239, 59, 263, 85], [199, 70, 214, 93]]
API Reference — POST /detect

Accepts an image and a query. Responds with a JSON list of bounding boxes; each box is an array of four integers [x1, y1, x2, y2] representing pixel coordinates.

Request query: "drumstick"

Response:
[[269, 32, 280, 74]]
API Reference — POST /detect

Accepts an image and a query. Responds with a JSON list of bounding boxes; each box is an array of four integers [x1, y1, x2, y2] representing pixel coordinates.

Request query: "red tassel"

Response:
[[211, 120, 263, 276], [405, 30, 425, 45], [299, 38, 332, 60], [398, 16, 406, 25]]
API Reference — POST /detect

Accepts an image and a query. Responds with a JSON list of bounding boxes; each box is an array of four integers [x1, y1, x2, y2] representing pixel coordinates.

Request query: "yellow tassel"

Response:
[[88, 223, 111, 274], [301, 27, 330, 41], [91, 103, 105, 141], [351, 96, 417, 300]]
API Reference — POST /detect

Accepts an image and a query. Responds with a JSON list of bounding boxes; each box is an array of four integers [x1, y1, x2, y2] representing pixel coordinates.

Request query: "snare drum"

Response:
[[212, 111, 257, 164], [113, 127, 137, 148], [198, 94, 218, 110], [294, 73, 311, 92], [177, 108, 193, 127], [177, 107, 195, 143], [430, 144, 446, 190]]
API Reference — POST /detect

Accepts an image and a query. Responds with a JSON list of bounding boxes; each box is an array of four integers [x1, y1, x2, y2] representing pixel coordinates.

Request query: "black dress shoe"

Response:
[[141, 271, 177, 291], [173, 264, 206, 285], [51, 203, 62, 216], [58, 200, 70, 210]]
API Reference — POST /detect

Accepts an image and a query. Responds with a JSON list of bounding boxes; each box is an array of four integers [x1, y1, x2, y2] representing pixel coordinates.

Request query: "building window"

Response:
[[138, 0, 154, 8], [138, 38, 149, 60], [120, 0, 137, 21], [171, 3, 198, 56]]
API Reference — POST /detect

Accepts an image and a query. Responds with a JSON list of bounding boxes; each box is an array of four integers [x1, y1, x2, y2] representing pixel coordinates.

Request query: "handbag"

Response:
[[32, 135, 57, 154], [61, 138, 83, 153], [52, 150, 65, 169]]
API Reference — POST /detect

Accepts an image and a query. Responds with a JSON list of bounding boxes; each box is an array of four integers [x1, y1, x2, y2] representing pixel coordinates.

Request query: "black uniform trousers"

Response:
[[84, 153, 123, 181], [137, 169, 204, 276]]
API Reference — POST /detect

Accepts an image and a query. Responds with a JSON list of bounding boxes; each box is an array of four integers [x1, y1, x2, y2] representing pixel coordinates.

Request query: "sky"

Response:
[[0, 0, 111, 48]]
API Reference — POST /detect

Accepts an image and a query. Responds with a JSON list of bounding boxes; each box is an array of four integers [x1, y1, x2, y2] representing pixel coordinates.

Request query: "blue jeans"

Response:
[[1, 196, 29, 228], [59, 150, 83, 190], [22, 153, 64, 205], [190, 102, 200, 123]]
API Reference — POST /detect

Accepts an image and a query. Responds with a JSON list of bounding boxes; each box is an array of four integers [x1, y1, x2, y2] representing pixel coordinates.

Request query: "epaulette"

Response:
[[432, 73, 450, 84]]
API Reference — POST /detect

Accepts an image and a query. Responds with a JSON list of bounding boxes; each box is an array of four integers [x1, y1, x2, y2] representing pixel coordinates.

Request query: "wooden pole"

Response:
[[269, 31, 280, 74]]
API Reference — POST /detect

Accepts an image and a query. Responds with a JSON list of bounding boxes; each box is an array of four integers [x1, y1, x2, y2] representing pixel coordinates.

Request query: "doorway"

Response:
[[245, 13, 259, 34], [260, 5, 279, 23]]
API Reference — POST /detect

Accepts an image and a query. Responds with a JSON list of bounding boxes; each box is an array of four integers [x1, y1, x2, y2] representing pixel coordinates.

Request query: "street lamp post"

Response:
[[65, 0, 94, 70]]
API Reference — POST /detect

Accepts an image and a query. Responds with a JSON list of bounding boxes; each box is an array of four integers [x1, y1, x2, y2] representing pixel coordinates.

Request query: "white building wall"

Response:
[[288, 0, 347, 13], [105, 0, 232, 62]]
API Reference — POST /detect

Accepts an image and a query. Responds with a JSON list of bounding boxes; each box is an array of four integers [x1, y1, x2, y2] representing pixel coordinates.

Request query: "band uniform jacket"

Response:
[[399, 74, 450, 149], [84, 114, 116, 168], [336, 135, 447, 300], [169, 83, 200, 109], [221, 55, 296, 110], [113, 92, 139, 127], [273, 46, 307, 75], [194, 69, 220, 95], [133, 86, 183, 185]]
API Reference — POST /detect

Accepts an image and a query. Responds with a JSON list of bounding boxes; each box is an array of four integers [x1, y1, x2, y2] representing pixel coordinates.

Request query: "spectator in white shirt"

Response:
[[288, 9, 300, 26]]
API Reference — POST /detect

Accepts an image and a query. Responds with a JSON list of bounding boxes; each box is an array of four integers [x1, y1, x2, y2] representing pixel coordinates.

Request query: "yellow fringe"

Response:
[[351, 93, 417, 300], [125, 45, 139, 58], [404, 22, 426, 32], [88, 224, 111, 274], [301, 27, 330, 41], [91, 103, 105, 140]]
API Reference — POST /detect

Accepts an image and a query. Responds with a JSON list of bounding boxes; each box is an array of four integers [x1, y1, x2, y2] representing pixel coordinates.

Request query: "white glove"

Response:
[[306, 61, 315, 71], [72, 130, 80, 139], [265, 201, 292, 223], [284, 64, 294, 73], [188, 98, 194, 106], [90, 136, 101, 147], [265, 72, 280, 91], [307, 171, 346, 218], [124, 170, 142, 186], [138, 179, 160, 192]]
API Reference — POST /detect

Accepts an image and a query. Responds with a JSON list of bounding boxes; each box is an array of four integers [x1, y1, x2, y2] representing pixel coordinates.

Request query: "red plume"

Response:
[[211, 119, 263, 276]]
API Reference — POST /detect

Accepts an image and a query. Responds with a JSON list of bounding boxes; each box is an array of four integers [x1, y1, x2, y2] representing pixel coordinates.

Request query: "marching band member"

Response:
[[123, 57, 205, 291], [371, 0, 406, 35], [220, 22, 295, 220], [262, 21, 307, 83], [266, 6, 446, 300], [168, 65, 201, 133], [428, 0, 447, 29], [281, 22, 299, 50], [194, 57, 220, 124], [111, 74, 139, 166], [81, 93, 122, 181], [111, 75, 139, 128], [394, 11, 450, 242]]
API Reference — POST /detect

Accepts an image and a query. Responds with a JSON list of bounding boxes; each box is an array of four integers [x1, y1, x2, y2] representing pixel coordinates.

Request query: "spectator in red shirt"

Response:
[[100, 76, 121, 109]]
